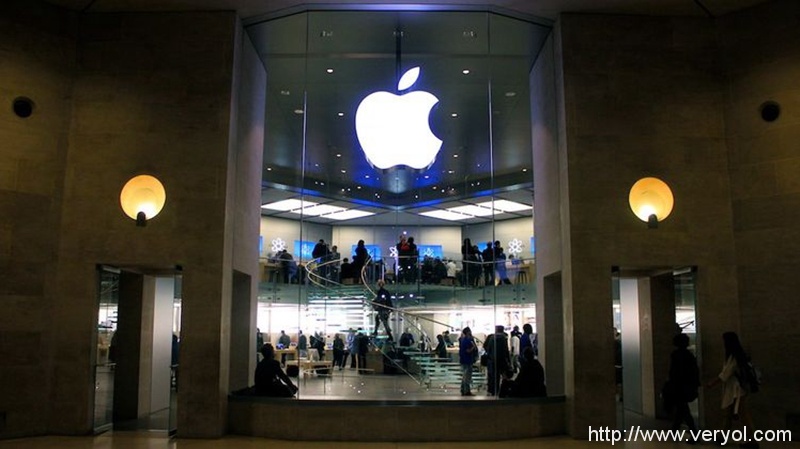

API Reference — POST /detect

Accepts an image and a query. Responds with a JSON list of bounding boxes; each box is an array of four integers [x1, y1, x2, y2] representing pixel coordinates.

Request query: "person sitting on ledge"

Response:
[[255, 343, 298, 397]]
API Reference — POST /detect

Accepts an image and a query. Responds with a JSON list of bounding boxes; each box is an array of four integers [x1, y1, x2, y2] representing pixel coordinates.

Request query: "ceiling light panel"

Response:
[[449, 204, 494, 216], [477, 199, 531, 212], [290, 204, 346, 216], [261, 199, 317, 211], [419, 210, 472, 221], [324, 210, 375, 220]]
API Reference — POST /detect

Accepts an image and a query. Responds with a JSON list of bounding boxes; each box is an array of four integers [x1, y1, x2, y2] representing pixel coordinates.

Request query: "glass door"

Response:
[[168, 274, 182, 436], [93, 266, 120, 433]]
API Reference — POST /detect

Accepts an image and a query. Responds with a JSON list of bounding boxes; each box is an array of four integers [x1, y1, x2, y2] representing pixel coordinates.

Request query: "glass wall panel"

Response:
[[250, 8, 548, 401]]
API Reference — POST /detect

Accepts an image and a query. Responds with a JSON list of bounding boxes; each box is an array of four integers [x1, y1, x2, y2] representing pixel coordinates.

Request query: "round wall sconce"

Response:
[[628, 177, 673, 229], [120, 175, 166, 227]]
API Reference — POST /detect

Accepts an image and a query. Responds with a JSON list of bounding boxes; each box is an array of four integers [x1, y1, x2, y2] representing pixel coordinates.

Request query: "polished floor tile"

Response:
[[4, 433, 799, 449]]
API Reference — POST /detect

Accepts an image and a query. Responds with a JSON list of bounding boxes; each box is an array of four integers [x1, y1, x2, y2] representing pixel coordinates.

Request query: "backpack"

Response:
[[737, 359, 762, 393]]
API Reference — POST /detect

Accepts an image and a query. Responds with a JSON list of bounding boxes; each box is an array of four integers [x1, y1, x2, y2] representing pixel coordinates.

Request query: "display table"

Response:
[[285, 359, 334, 384]]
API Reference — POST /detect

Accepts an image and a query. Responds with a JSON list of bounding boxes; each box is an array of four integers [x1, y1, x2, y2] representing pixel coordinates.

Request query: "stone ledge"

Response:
[[228, 395, 566, 441]]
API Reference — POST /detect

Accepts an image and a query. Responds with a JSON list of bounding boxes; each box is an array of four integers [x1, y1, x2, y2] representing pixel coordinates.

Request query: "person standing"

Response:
[[353, 240, 369, 283], [460, 238, 479, 287], [664, 333, 700, 433], [493, 241, 512, 284], [706, 331, 759, 449], [483, 325, 511, 396], [278, 330, 291, 365], [332, 333, 345, 370], [356, 331, 370, 374], [346, 328, 358, 369], [459, 327, 478, 396], [481, 242, 495, 286], [372, 279, 394, 340], [434, 334, 448, 359], [297, 330, 308, 358], [256, 328, 264, 361], [519, 323, 538, 358], [329, 245, 341, 282], [510, 328, 521, 373]]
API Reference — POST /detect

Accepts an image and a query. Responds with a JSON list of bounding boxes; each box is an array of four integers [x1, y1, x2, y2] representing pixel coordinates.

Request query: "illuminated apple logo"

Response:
[[355, 67, 442, 170]]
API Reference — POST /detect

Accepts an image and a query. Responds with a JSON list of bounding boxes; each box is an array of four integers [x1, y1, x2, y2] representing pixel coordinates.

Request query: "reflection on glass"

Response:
[[252, 8, 545, 401], [93, 269, 118, 433]]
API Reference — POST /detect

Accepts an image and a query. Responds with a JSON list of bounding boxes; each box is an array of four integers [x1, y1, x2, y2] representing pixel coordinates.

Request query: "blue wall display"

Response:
[[417, 245, 443, 260], [294, 240, 316, 260], [530, 237, 536, 255], [351, 244, 381, 261]]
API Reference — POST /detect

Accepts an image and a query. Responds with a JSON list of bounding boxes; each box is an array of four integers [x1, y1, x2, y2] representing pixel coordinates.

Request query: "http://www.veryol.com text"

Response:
[[589, 426, 792, 446]]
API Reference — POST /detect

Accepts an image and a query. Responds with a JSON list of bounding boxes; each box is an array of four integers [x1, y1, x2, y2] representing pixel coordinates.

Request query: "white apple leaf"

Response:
[[397, 67, 420, 91]]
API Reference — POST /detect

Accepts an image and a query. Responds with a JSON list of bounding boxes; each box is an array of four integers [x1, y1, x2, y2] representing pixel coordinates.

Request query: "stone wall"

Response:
[[719, 0, 800, 430], [0, 0, 76, 438], [552, 13, 738, 435]]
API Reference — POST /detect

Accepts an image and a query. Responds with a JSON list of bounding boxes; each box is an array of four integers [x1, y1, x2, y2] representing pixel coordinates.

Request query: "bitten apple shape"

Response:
[[355, 67, 442, 170]]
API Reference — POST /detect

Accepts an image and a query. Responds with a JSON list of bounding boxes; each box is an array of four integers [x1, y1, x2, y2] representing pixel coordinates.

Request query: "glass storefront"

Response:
[[248, 9, 551, 400]]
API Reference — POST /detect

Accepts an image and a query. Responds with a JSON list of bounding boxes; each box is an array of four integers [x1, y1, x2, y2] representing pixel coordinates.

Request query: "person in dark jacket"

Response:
[[484, 325, 511, 396], [371, 280, 394, 340], [254, 344, 298, 397], [666, 333, 700, 432]]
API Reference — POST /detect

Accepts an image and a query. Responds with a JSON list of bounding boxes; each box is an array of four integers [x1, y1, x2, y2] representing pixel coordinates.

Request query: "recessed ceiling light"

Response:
[[357, 186, 361, 189], [447, 170, 455, 174], [462, 31, 477, 38], [326, 68, 334, 74], [280, 90, 290, 96], [337, 112, 344, 117], [266, 167, 272, 171], [451, 113, 458, 118], [462, 69, 470, 75], [336, 153, 341, 158], [522, 168, 528, 172], [453, 154, 459, 158], [505, 91, 516, 97], [320, 30, 333, 37], [424, 175, 430, 179], [293, 109, 304, 114], [365, 175, 370, 179], [340, 169, 346, 173]]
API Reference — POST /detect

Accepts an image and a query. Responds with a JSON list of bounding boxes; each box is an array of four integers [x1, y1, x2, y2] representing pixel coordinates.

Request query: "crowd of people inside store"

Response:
[[263, 235, 530, 287]]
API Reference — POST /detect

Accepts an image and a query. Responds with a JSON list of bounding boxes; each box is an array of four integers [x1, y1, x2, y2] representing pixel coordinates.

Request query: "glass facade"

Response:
[[250, 9, 550, 400]]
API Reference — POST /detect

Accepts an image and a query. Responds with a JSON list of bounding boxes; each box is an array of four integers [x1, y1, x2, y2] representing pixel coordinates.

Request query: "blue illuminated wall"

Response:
[[351, 244, 382, 260], [417, 245, 443, 260], [294, 240, 315, 260]]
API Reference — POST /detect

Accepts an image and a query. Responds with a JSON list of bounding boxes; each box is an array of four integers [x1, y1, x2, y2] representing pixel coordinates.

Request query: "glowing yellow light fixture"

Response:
[[628, 177, 673, 229], [120, 175, 166, 227]]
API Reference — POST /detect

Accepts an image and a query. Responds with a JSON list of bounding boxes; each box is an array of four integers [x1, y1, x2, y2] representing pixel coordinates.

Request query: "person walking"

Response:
[[706, 331, 759, 449], [664, 333, 700, 434], [371, 279, 394, 340]]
